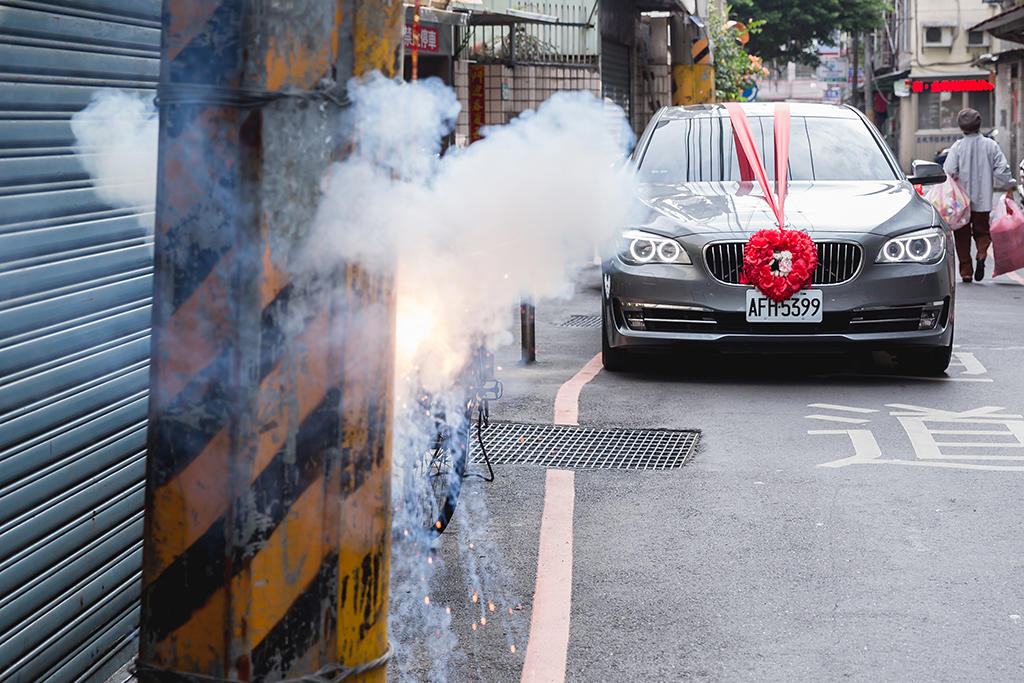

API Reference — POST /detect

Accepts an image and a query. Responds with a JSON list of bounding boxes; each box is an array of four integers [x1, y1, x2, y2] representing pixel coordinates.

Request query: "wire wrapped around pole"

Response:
[[154, 79, 352, 109]]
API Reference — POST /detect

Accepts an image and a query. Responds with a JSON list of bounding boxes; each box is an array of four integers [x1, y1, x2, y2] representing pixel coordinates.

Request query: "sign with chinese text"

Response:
[[469, 65, 485, 143], [404, 24, 439, 53], [909, 79, 994, 94]]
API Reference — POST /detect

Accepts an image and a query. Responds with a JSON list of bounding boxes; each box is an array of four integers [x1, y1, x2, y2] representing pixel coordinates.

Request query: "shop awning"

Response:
[[972, 47, 1024, 68], [874, 68, 910, 84], [457, 7, 595, 27], [465, 9, 564, 26], [435, 0, 694, 28], [404, 4, 469, 26], [969, 5, 1024, 43], [872, 68, 910, 94], [631, 0, 696, 12]]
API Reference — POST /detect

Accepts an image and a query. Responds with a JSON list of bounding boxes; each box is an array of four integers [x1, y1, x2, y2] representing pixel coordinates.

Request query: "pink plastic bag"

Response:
[[990, 193, 1010, 224], [925, 177, 970, 228], [991, 197, 1024, 277]]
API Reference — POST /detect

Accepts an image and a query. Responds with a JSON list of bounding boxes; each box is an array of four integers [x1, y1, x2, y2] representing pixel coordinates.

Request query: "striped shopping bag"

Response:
[[925, 177, 970, 229]]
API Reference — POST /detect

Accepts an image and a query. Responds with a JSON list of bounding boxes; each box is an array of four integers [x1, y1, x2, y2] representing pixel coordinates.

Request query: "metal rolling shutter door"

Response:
[[601, 38, 631, 125], [0, 2, 160, 681]]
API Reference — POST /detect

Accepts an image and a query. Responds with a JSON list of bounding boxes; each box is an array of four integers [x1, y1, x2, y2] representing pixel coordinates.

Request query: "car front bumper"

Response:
[[603, 233, 956, 353]]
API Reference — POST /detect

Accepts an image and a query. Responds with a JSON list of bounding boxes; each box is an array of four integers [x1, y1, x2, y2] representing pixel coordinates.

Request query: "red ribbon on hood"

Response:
[[724, 102, 791, 230]]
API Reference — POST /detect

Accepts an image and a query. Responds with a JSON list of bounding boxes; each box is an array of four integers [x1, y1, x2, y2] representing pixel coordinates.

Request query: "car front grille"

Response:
[[705, 241, 863, 285]]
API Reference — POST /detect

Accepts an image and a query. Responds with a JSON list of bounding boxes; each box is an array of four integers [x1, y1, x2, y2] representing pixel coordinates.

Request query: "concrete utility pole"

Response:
[[137, 2, 401, 681], [851, 33, 860, 109], [864, 32, 875, 125]]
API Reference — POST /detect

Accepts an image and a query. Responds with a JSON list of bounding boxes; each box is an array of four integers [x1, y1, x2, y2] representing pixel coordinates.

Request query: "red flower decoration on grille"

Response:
[[739, 229, 818, 302]]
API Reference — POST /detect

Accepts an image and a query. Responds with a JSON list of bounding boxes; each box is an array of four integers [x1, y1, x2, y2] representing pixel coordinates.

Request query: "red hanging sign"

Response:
[[468, 65, 486, 143]]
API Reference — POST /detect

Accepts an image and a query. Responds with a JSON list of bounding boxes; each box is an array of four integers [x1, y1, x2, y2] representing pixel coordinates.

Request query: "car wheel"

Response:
[[901, 342, 953, 376], [601, 305, 631, 372]]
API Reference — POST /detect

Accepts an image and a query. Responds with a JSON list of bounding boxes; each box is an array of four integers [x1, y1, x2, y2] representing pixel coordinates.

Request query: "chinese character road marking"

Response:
[[889, 404, 1024, 461], [805, 414, 872, 424], [807, 404, 879, 413], [811, 429, 882, 467], [810, 403, 1024, 471], [885, 351, 992, 383], [948, 351, 987, 375], [806, 403, 878, 424]]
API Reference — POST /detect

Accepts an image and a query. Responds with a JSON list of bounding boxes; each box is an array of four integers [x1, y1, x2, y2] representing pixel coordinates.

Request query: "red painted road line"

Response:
[[1007, 271, 1024, 286], [521, 469, 576, 683], [553, 353, 603, 425]]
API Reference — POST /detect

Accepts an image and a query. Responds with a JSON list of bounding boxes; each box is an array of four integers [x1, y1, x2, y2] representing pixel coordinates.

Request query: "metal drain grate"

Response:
[[561, 314, 602, 328], [470, 422, 699, 470]]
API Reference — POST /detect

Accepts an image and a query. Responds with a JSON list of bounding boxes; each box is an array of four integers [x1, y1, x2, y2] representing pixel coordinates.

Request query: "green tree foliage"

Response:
[[710, 6, 768, 102], [730, 0, 889, 66]]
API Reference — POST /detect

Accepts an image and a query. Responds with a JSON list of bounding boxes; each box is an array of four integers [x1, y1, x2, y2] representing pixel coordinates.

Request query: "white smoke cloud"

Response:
[[71, 90, 159, 213], [316, 76, 636, 680], [71, 80, 636, 387], [314, 75, 636, 389]]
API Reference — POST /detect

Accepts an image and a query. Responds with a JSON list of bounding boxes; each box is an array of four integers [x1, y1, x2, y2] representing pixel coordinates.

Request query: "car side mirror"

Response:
[[907, 160, 946, 186]]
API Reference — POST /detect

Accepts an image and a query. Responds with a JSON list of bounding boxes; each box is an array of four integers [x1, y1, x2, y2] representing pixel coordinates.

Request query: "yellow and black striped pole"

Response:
[[138, 1, 402, 681], [670, 12, 715, 105]]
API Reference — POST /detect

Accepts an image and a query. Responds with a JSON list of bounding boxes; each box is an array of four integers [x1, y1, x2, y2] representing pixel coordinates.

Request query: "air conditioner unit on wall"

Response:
[[967, 29, 991, 48], [922, 25, 953, 48]]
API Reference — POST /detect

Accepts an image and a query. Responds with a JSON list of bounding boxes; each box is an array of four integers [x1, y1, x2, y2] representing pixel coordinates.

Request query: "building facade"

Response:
[[970, 3, 1024, 175], [895, 0, 1011, 169], [405, 0, 710, 147]]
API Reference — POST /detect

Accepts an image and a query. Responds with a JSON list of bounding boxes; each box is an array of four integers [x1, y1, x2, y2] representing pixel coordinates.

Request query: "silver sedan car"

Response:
[[602, 102, 955, 374]]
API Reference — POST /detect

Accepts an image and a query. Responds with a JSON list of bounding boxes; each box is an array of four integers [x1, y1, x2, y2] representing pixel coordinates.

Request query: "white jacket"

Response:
[[942, 133, 1012, 213]]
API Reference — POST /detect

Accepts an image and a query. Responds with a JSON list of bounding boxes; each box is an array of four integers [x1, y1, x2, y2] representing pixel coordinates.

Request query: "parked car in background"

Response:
[[603, 102, 955, 374]]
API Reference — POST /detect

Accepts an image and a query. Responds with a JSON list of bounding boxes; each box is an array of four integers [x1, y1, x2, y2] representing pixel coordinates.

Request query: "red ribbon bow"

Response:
[[724, 102, 790, 229], [725, 102, 818, 302]]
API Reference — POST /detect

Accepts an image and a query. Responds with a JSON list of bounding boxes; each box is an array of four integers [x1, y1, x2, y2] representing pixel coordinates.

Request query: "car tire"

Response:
[[601, 305, 631, 372], [901, 342, 953, 376]]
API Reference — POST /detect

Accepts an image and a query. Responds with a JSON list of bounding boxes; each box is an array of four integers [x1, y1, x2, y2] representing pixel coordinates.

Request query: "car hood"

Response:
[[633, 180, 940, 238]]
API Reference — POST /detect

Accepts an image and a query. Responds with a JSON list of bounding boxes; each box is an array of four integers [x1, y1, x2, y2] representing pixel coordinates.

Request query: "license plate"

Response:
[[745, 289, 822, 323]]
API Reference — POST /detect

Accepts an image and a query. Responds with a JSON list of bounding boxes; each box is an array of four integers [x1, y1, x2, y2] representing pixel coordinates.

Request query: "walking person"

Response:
[[873, 91, 888, 130], [942, 108, 1013, 283]]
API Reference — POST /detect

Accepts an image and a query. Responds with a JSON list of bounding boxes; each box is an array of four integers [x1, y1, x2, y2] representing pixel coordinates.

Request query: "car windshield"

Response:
[[636, 114, 897, 183]]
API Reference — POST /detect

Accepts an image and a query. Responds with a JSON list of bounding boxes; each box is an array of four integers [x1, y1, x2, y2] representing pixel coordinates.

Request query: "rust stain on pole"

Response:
[[139, 1, 400, 681], [354, 0, 405, 79]]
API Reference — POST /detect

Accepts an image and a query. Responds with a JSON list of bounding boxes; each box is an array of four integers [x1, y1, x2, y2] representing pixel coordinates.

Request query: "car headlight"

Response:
[[618, 229, 691, 265], [876, 227, 946, 264]]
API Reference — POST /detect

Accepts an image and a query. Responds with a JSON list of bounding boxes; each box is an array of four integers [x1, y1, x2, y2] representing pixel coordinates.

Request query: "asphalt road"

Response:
[[391, 266, 1024, 682]]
